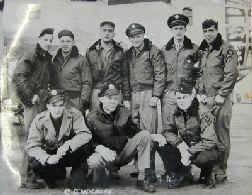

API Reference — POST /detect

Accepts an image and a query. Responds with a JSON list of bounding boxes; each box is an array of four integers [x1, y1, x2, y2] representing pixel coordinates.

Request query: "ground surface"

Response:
[[0, 103, 252, 195]]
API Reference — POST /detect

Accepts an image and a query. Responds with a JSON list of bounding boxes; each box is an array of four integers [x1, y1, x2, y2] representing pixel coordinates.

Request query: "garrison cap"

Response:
[[98, 83, 120, 97], [58, 29, 74, 40], [47, 89, 65, 104], [39, 28, 54, 38], [100, 21, 115, 28], [167, 14, 189, 28], [125, 23, 145, 37]]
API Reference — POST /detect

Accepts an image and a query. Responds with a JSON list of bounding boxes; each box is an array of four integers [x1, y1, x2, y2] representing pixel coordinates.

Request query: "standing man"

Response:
[[197, 19, 238, 182], [161, 14, 199, 132], [122, 23, 165, 134], [13, 28, 54, 188], [86, 84, 156, 193], [52, 30, 92, 113], [85, 21, 124, 110], [122, 23, 166, 177], [26, 89, 92, 189]]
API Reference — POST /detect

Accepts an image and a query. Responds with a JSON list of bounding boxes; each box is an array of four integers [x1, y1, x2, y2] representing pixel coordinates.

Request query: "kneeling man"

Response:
[[152, 79, 221, 188], [26, 89, 93, 189], [86, 83, 155, 193]]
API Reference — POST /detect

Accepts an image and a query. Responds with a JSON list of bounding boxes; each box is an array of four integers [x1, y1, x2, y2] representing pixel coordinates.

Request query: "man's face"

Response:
[[176, 92, 194, 111], [203, 25, 218, 44], [47, 100, 65, 119], [99, 94, 122, 113], [128, 33, 145, 48], [59, 36, 74, 53], [171, 25, 186, 40], [38, 34, 53, 51], [100, 25, 115, 43]]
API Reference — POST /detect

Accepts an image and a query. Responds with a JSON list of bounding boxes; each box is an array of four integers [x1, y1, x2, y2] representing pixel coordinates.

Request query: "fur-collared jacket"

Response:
[[197, 33, 238, 97], [162, 98, 221, 155], [51, 46, 92, 106], [13, 44, 52, 107], [85, 39, 124, 90], [161, 36, 198, 92], [122, 39, 166, 100]]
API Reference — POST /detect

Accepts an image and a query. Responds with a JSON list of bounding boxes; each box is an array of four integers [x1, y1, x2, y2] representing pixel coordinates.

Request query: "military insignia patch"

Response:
[[225, 48, 235, 62], [227, 49, 233, 56]]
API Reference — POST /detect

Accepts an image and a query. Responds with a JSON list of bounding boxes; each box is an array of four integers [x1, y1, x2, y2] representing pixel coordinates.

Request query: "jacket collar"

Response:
[[54, 45, 79, 60], [35, 44, 51, 59], [175, 98, 199, 117], [89, 39, 123, 51], [43, 109, 73, 141], [165, 36, 193, 50], [198, 33, 223, 51], [129, 38, 152, 53], [96, 103, 121, 123]]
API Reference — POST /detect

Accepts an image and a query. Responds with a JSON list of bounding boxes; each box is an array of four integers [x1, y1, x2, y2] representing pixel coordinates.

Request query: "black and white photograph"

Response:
[[0, 0, 251, 194]]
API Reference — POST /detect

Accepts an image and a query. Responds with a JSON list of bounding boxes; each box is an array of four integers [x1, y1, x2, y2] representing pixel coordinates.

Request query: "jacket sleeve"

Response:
[[161, 115, 182, 146], [121, 52, 131, 101], [151, 47, 166, 97], [12, 54, 34, 106], [66, 110, 92, 151], [26, 116, 50, 165], [86, 114, 128, 152], [218, 45, 239, 97], [79, 56, 93, 107], [189, 110, 217, 154]]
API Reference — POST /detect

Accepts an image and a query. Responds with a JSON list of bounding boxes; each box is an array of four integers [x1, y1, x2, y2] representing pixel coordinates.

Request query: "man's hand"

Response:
[[87, 152, 106, 169], [151, 134, 167, 147], [177, 142, 191, 166], [57, 142, 71, 158], [196, 94, 208, 104], [214, 95, 225, 105], [149, 96, 159, 107], [47, 155, 60, 165], [95, 145, 116, 163], [32, 94, 40, 105], [123, 100, 131, 110]]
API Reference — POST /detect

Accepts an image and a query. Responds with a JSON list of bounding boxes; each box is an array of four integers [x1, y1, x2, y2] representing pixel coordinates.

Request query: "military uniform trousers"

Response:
[[21, 103, 45, 185], [90, 88, 101, 111], [209, 95, 232, 179], [161, 90, 177, 130], [89, 130, 151, 181], [29, 142, 93, 189], [131, 90, 158, 133], [156, 143, 219, 174]]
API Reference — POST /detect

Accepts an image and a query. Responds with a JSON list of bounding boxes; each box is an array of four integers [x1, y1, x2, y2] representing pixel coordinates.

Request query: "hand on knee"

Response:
[[87, 152, 106, 169]]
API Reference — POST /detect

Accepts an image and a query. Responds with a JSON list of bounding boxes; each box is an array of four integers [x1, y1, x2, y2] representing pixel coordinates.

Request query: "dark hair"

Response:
[[39, 28, 54, 38], [100, 21, 115, 29], [183, 7, 192, 11], [202, 19, 218, 30]]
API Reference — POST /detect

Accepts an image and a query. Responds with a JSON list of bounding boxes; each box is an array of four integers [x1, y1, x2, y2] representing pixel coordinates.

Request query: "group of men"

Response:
[[13, 13, 238, 193]]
